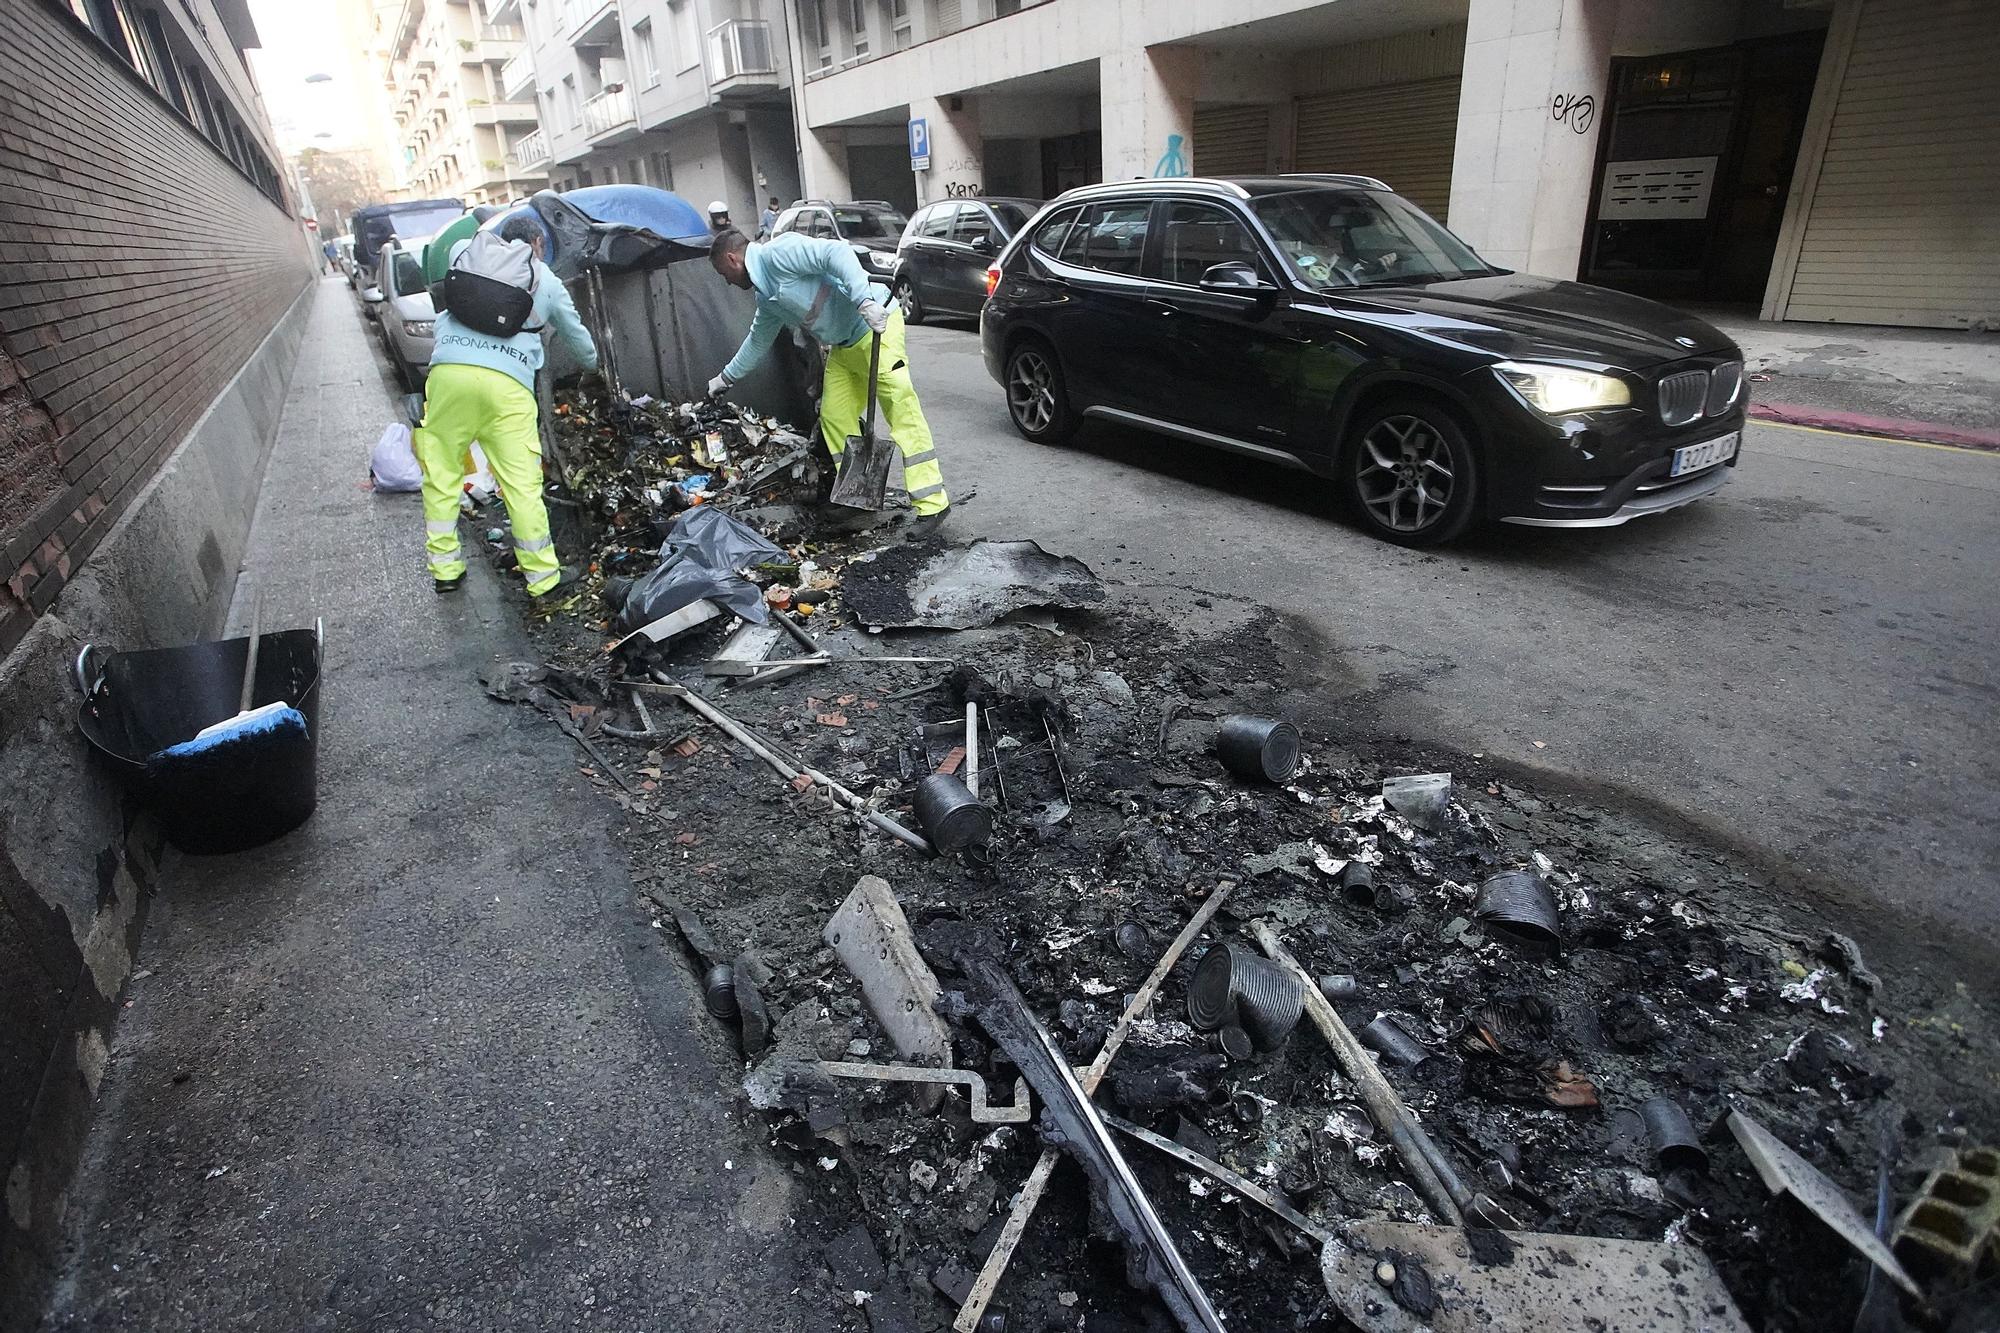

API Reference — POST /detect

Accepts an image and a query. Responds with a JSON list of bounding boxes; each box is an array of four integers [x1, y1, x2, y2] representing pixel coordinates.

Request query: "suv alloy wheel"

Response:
[[1343, 398, 1480, 546], [1004, 340, 1075, 444]]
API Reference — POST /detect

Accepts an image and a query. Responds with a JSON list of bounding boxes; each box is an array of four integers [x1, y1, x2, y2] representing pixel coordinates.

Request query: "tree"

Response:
[[295, 148, 386, 235]]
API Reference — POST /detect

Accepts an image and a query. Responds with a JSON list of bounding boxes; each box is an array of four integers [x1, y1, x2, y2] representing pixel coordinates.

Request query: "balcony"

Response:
[[582, 85, 637, 142], [468, 100, 540, 126], [484, 0, 521, 20], [462, 27, 524, 64], [512, 126, 550, 170], [500, 50, 535, 99], [563, 0, 620, 46], [706, 18, 781, 96]]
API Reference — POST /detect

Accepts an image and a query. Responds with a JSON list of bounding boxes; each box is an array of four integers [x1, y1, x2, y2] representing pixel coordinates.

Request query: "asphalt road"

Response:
[[903, 320, 2000, 979]]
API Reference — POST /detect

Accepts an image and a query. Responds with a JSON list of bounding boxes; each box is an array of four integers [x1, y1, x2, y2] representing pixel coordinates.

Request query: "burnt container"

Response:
[[1187, 941, 1305, 1053], [1473, 870, 1562, 954], [1213, 715, 1301, 784], [913, 772, 994, 854]]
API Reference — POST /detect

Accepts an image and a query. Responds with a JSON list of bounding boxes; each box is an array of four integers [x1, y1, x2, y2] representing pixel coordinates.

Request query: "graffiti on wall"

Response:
[[1552, 92, 1597, 134], [943, 181, 982, 199], [1152, 133, 1189, 178]]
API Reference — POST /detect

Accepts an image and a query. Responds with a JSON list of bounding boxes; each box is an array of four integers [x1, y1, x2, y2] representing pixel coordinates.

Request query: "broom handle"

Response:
[[238, 590, 264, 714]]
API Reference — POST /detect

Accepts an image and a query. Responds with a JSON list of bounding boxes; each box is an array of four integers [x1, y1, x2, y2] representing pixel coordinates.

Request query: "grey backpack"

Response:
[[439, 231, 538, 337]]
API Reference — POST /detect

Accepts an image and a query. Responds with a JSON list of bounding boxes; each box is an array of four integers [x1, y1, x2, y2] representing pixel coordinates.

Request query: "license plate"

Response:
[[1671, 431, 1739, 477]]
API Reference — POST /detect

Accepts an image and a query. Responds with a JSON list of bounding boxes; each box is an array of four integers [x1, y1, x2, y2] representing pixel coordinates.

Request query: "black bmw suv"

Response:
[[979, 176, 1745, 545]]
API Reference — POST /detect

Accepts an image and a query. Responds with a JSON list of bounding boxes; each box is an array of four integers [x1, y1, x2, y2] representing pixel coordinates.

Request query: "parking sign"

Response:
[[909, 118, 930, 171]]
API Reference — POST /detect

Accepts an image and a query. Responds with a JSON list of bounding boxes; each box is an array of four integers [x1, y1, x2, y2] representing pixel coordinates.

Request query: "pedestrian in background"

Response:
[[758, 196, 780, 239], [706, 227, 950, 540], [707, 199, 732, 233], [413, 215, 599, 597]]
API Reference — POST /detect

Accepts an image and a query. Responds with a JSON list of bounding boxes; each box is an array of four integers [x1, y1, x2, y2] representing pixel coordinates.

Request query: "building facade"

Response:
[[499, 0, 802, 228], [0, 0, 315, 1314], [380, 0, 549, 203], [785, 0, 1997, 330]]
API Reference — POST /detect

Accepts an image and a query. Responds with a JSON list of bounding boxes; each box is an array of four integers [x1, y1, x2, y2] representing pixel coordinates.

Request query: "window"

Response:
[[891, 0, 911, 49], [832, 205, 906, 239], [847, 0, 868, 55], [561, 75, 579, 127], [633, 19, 658, 86], [991, 203, 1031, 235], [917, 205, 955, 239], [807, 0, 831, 67], [1029, 205, 1081, 259], [774, 207, 804, 234], [808, 210, 837, 239], [1153, 202, 1260, 287], [950, 206, 996, 248], [1081, 202, 1151, 275], [648, 151, 673, 188], [670, 0, 700, 72], [1249, 188, 1494, 290], [390, 249, 425, 297]]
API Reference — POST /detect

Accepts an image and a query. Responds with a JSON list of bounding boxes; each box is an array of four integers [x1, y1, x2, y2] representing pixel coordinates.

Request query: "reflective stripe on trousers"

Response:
[[819, 309, 948, 517], [411, 363, 559, 589]]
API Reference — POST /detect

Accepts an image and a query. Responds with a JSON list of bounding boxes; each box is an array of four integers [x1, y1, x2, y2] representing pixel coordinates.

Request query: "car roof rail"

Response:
[[850, 199, 896, 207], [1053, 178, 1252, 202], [1279, 172, 1391, 190]]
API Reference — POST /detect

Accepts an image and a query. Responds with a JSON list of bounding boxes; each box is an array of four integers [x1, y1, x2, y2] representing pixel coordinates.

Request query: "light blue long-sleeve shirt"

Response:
[[429, 240, 599, 393], [721, 233, 889, 385]]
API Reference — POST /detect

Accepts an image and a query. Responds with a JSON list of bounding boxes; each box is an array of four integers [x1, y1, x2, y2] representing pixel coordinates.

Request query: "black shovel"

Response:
[[827, 331, 895, 511]]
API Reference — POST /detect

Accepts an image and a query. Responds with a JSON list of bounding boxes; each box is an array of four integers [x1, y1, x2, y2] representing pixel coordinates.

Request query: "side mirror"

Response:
[[969, 235, 996, 256], [362, 286, 385, 304], [1198, 261, 1272, 293]]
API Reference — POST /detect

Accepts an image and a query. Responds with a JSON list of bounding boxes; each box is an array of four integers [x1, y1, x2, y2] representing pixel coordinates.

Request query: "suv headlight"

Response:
[[1492, 361, 1631, 415], [863, 249, 895, 271], [404, 319, 435, 338]]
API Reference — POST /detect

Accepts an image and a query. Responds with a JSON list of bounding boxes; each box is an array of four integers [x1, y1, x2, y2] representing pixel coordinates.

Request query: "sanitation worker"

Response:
[[705, 226, 950, 540], [414, 214, 599, 596]]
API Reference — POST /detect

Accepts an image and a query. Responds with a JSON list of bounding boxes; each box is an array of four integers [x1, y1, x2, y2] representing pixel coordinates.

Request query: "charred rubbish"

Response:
[[478, 381, 2000, 1333]]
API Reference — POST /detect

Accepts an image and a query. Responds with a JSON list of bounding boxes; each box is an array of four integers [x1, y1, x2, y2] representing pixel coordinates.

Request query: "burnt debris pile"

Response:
[[485, 389, 1995, 1333]]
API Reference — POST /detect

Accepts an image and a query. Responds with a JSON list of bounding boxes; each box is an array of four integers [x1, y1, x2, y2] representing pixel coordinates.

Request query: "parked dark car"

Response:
[[349, 198, 465, 287], [892, 197, 1042, 322], [771, 199, 908, 288], [979, 176, 1746, 545]]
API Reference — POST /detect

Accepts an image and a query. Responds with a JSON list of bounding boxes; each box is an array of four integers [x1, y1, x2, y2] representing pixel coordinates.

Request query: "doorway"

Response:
[[1582, 31, 1824, 304]]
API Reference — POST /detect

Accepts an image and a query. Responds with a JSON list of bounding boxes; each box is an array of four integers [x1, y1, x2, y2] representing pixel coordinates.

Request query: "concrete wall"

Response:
[[0, 283, 313, 1325]]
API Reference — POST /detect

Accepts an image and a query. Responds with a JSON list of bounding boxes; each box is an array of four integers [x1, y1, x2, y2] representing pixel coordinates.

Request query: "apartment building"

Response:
[[788, 0, 1998, 329], [381, 0, 549, 203], [499, 0, 802, 226]]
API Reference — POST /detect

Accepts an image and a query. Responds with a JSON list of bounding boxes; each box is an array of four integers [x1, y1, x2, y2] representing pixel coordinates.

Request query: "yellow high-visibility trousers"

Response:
[[819, 310, 949, 516], [412, 363, 563, 594]]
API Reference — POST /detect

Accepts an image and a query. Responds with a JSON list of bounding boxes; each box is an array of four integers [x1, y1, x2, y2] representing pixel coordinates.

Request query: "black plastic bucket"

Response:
[[1473, 870, 1562, 954], [1213, 716, 1300, 784], [75, 623, 323, 855]]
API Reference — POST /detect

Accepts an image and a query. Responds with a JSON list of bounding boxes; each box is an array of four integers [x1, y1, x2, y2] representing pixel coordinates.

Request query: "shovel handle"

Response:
[[862, 330, 882, 439]]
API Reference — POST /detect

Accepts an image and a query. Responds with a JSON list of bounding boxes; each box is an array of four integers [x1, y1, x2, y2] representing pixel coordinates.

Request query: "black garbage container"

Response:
[[75, 621, 324, 855]]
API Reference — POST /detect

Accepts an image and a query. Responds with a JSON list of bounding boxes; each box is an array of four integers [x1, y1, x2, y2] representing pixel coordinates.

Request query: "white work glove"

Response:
[[706, 373, 733, 400], [858, 299, 890, 336]]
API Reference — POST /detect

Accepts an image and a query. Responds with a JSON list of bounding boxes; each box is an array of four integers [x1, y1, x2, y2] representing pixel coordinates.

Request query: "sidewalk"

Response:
[[1691, 306, 2000, 448], [38, 279, 838, 1332]]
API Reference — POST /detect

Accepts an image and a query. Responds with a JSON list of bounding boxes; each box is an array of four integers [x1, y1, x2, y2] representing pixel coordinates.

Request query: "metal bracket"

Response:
[[813, 1060, 1032, 1124]]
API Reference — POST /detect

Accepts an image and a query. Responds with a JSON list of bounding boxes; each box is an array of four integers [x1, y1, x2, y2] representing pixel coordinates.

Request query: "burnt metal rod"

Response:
[[647, 672, 933, 855], [1251, 920, 1463, 1226], [1101, 1110, 1333, 1248], [982, 705, 1008, 812], [954, 881, 1233, 1333], [963, 701, 980, 799]]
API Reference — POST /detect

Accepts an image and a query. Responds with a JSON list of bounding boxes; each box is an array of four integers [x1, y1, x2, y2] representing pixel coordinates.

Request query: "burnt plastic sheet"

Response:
[[616, 507, 785, 631], [843, 540, 1106, 630]]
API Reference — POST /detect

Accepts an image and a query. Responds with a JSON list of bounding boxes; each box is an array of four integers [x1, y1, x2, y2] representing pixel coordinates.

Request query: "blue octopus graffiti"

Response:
[[1152, 133, 1189, 178]]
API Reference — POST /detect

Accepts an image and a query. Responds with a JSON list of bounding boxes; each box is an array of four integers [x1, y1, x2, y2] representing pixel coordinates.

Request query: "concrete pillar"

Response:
[[1100, 45, 1200, 182], [799, 125, 851, 201], [910, 94, 982, 205], [1446, 0, 1617, 278]]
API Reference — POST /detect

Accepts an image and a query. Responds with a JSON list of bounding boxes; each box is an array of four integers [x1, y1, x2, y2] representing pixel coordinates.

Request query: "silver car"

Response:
[[368, 237, 436, 390]]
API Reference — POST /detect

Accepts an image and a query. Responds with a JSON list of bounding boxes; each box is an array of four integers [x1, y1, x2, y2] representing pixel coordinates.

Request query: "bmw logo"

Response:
[[1675, 336, 1697, 347]]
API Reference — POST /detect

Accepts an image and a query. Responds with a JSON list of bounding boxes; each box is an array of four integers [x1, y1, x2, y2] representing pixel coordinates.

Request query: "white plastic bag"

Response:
[[370, 422, 423, 492]]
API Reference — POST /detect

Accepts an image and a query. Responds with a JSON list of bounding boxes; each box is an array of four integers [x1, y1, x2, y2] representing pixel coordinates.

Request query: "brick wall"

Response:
[[0, 1, 312, 660]]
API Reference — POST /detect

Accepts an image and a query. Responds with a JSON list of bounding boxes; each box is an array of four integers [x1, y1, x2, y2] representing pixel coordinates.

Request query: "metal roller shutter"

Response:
[[1192, 105, 1271, 176], [1293, 77, 1460, 219], [1779, 0, 2000, 327]]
